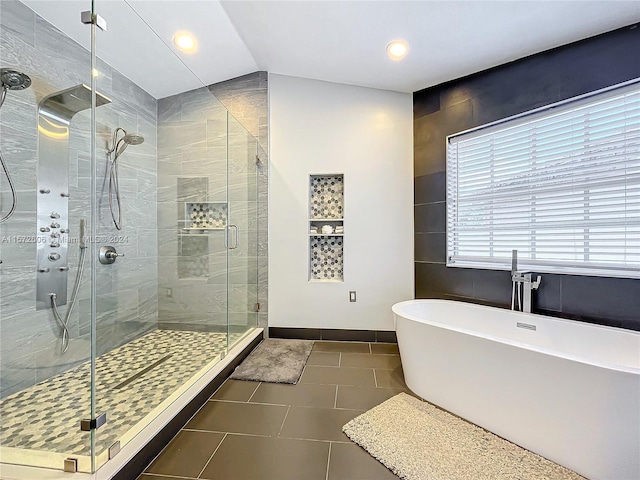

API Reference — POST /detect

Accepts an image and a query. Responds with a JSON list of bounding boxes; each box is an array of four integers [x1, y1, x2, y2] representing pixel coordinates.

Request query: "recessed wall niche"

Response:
[[184, 202, 227, 231], [175, 177, 224, 279], [309, 174, 344, 282], [178, 236, 209, 279]]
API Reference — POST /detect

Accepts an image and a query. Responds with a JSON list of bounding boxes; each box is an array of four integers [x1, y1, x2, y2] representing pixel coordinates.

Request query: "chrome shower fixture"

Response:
[[107, 128, 145, 157], [1, 68, 31, 91], [0, 68, 31, 224], [123, 132, 144, 145], [106, 128, 145, 230], [36, 84, 111, 310]]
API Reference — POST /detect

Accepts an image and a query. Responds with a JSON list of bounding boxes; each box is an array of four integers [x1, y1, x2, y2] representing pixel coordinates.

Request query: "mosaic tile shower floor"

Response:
[[0, 329, 234, 457]]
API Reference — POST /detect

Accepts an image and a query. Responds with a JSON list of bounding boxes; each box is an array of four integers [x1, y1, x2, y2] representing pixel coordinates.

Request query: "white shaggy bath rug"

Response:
[[343, 393, 586, 480]]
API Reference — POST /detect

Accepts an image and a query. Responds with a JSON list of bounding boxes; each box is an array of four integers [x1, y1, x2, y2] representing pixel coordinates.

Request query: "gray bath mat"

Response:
[[343, 393, 585, 480], [230, 339, 313, 384]]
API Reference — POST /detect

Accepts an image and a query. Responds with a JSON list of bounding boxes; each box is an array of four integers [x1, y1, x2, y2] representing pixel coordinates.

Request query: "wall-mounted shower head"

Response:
[[1, 68, 31, 90]]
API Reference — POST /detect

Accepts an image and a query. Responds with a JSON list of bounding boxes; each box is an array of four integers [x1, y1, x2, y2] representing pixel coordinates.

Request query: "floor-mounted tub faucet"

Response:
[[511, 249, 541, 313]]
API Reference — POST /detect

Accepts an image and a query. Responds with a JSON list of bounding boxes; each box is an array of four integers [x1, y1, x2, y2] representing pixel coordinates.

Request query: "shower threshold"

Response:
[[0, 328, 261, 477]]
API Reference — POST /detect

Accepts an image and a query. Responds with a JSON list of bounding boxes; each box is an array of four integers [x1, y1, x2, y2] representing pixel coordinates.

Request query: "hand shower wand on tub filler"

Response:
[[511, 249, 541, 313]]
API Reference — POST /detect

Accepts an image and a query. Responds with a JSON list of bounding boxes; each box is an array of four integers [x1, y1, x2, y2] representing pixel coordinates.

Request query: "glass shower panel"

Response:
[[0, 0, 262, 473], [0, 0, 95, 472], [227, 114, 259, 348], [90, 0, 234, 471]]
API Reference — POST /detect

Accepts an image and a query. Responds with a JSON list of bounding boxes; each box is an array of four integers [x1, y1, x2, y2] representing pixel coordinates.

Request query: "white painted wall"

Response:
[[269, 74, 414, 331]]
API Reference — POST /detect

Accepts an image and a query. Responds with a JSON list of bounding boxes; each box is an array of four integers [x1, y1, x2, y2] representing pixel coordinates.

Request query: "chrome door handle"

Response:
[[228, 225, 240, 250]]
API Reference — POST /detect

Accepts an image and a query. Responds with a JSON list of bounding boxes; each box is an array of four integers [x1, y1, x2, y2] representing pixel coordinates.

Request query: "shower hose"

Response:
[[0, 86, 18, 224], [50, 242, 87, 354]]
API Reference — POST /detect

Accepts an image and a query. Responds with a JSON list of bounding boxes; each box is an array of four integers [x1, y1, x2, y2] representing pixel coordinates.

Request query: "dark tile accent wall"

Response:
[[270, 328, 397, 343], [414, 23, 640, 331]]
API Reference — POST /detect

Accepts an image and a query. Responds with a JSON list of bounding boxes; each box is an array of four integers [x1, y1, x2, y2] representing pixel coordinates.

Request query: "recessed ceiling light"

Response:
[[387, 40, 408, 61], [173, 32, 197, 53]]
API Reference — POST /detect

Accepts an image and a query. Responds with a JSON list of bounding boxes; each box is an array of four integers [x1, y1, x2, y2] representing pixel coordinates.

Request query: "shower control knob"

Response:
[[50, 242, 60, 248], [48, 253, 61, 261], [50, 232, 60, 239], [39, 267, 50, 273], [58, 266, 69, 272], [50, 222, 60, 229], [39, 189, 51, 194], [50, 212, 60, 219], [60, 192, 70, 198], [40, 227, 50, 232], [99, 245, 123, 264], [60, 228, 68, 233]]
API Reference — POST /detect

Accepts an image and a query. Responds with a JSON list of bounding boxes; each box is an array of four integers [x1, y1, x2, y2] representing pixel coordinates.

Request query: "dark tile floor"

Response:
[[138, 341, 408, 480]]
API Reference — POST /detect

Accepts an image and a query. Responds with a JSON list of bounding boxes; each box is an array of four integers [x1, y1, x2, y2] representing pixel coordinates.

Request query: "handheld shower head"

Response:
[[0, 68, 31, 223], [107, 129, 144, 156], [1, 68, 31, 90], [106, 129, 145, 230], [123, 133, 144, 146], [113, 132, 144, 158]]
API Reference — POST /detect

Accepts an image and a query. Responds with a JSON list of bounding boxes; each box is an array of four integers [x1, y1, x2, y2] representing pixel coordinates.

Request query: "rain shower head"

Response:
[[1, 68, 31, 90]]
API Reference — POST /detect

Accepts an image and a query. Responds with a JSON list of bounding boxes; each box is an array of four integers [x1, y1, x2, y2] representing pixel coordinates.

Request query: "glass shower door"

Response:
[[89, 0, 234, 471], [226, 114, 259, 348], [0, 0, 96, 473]]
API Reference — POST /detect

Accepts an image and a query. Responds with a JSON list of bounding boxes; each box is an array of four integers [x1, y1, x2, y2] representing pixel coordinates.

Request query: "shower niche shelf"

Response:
[[309, 174, 344, 282], [182, 202, 227, 233]]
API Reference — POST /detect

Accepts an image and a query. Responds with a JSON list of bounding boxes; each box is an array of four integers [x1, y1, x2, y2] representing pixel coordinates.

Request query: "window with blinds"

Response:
[[446, 79, 640, 279]]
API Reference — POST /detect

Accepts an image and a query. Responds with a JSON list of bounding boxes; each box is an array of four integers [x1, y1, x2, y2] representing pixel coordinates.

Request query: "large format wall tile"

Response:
[[157, 73, 268, 334], [0, 0, 158, 397], [413, 24, 640, 330]]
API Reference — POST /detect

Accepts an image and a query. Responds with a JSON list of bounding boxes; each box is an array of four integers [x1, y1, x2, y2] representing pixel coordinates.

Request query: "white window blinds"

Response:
[[447, 79, 640, 279]]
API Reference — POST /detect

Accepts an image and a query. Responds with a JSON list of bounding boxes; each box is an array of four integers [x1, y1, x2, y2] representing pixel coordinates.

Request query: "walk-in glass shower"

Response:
[[0, 0, 264, 474]]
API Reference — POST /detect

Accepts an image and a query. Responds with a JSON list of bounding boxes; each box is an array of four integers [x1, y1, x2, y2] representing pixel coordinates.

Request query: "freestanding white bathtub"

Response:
[[393, 299, 640, 480]]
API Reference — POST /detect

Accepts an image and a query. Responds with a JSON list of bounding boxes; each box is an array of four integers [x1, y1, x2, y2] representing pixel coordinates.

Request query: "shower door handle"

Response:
[[226, 225, 239, 250]]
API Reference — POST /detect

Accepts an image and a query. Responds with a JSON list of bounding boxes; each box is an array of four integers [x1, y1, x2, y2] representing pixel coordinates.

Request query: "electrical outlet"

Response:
[[349, 291, 356, 302]]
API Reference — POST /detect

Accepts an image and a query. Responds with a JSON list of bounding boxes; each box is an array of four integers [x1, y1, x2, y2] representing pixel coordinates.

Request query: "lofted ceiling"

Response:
[[23, 1, 640, 100]]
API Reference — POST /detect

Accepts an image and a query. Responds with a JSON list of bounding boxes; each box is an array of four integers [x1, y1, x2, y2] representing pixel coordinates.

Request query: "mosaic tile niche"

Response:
[[310, 175, 344, 219], [310, 236, 344, 281], [185, 202, 227, 230], [309, 174, 344, 281]]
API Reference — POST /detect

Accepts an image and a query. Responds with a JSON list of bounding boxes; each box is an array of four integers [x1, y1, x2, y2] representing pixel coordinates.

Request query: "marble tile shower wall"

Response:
[[0, 0, 158, 398], [157, 78, 267, 333]]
